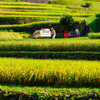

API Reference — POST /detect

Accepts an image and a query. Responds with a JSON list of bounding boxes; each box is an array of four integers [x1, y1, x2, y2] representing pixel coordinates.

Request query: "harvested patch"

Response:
[[0, 32, 23, 39]]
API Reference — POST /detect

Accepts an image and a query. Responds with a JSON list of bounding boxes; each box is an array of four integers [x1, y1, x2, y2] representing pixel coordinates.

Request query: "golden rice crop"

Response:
[[0, 11, 94, 17], [0, 32, 23, 39], [0, 58, 100, 87]]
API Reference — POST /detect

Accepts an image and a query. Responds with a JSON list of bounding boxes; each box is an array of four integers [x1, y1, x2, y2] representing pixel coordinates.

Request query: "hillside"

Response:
[[0, 0, 99, 34]]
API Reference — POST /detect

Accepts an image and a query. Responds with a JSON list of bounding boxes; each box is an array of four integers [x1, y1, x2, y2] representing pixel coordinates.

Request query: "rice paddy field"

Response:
[[0, 58, 100, 87], [0, 0, 99, 29], [0, 39, 99, 51], [0, 0, 100, 99]]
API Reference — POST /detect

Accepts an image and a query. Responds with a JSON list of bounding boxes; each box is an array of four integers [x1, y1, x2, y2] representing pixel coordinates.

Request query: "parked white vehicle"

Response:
[[33, 29, 51, 38]]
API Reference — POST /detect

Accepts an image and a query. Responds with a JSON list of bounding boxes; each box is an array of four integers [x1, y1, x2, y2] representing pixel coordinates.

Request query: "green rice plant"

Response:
[[0, 15, 60, 20], [0, 20, 60, 29], [0, 29, 14, 32], [0, 5, 67, 11], [0, 58, 100, 87], [88, 33, 100, 39], [0, 39, 99, 51], [0, 11, 94, 17]]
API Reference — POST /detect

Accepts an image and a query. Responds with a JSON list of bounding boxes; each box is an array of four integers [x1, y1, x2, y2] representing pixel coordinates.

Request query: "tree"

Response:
[[60, 15, 75, 26]]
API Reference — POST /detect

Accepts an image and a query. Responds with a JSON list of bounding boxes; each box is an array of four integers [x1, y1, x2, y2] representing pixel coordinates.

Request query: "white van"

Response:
[[33, 29, 51, 39]]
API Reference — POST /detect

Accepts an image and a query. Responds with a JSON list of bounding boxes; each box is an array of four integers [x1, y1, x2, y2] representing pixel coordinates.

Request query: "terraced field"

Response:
[[0, 1, 99, 100], [0, 1, 99, 26]]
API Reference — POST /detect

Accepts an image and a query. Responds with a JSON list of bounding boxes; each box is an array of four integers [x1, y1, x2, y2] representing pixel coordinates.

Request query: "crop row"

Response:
[[0, 58, 100, 87], [0, 39, 99, 51], [0, 8, 78, 13], [0, 2, 66, 8], [0, 15, 86, 22], [0, 11, 94, 17], [0, 15, 60, 20], [0, 5, 67, 11], [88, 33, 100, 39], [0, 20, 59, 29]]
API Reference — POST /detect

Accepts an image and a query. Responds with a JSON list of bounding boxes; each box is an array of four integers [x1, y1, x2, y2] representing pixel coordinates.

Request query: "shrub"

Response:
[[48, 0, 67, 5], [81, 2, 92, 8], [60, 15, 75, 25], [95, 14, 100, 17]]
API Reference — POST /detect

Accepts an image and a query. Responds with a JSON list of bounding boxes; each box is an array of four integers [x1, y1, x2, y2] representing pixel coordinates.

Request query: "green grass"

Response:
[[0, 84, 100, 95], [0, 84, 100, 99], [87, 17, 100, 32]]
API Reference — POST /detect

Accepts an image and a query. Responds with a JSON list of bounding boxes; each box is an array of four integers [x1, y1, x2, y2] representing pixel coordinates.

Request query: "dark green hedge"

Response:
[[0, 52, 100, 60]]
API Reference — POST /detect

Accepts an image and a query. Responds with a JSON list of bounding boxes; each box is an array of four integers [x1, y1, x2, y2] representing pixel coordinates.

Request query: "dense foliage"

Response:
[[60, 15, 75, 25], [48, 0, 67, 5]]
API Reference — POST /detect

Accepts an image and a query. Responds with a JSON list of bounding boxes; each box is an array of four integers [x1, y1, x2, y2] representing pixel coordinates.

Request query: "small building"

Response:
[[21, 0, 49, 3]]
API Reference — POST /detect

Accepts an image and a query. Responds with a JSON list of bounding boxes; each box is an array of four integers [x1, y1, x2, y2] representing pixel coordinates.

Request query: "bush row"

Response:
[[88, 33, 100, 39], [0, 39, 99, 51]]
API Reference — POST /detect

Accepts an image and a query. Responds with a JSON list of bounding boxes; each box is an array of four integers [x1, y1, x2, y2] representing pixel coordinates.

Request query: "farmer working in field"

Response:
[[75, 29, 80, 36], [51, 27, 56, 39], [84, 19, 91, 35]]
